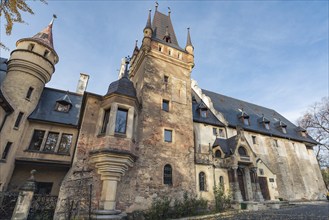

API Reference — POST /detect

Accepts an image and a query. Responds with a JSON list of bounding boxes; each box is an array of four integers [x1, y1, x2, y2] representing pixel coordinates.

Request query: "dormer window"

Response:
[[238, 110, 249, 126], [198, 103, 208, 118], [55, 94, 72, 113], [258, 115, 270, 130], [296, 127, 307, 137], [275, 120, 287, 134]]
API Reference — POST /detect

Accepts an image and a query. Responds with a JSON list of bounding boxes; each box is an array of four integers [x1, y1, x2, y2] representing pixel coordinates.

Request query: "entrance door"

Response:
[[258, 177, 271, 200], [237, 169, 247, 201]]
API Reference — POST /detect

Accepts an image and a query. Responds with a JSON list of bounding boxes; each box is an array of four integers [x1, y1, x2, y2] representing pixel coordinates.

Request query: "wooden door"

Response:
[[258, 177, 271, 200]]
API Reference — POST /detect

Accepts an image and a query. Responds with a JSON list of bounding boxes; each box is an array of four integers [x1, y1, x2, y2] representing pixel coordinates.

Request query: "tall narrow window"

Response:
[[164, 164, 172, 185], [219, 176, 224, 186], [243, 117, 249, 126], [43, 132, 59, 152], [44, 50, 49, 57], [115, 108, 128, 134], [26, 87, 34, 99], [58, 134, 73, 154], [273, 139, 279, 147], [27, 43, 35, 51], [164, 75, 169, 84], [2, 142, 12, 160], [252, 136, 257, 144], [162, 100, 169, 112], [213, 128, 217, 136], [29, 130, 45, 151], [101, 109, 110, 134], [164, 129, 172, 142], [14, 112, 24, 128], [199, 172, 206, 191]]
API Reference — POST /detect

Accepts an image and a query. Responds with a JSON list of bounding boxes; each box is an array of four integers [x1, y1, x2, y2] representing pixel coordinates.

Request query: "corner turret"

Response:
[[185, 27, 195, 68]]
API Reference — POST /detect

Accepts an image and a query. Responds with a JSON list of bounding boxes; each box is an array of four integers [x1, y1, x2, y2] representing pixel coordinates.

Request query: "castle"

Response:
[[0, 6, 326, 219]]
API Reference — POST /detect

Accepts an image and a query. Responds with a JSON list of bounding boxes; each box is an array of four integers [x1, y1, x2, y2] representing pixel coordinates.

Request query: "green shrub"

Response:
[[213, 184, 231, 212]]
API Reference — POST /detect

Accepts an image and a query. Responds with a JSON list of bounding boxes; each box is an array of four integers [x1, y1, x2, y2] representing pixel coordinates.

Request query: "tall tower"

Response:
[[0, 16, 59, 191], [117, 7, 196, 210]]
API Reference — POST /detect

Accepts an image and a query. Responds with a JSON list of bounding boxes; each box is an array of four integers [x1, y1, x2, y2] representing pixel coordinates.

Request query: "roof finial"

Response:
[[168, 7, 171, 16], [123, 56, 131, 78], [49, 14, 57, 28], [135, 40, 138, 48], [186, 27, 193, 48], [155, 1, 158, 11]]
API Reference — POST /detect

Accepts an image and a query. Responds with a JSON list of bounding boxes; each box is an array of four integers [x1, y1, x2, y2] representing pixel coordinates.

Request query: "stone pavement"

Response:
[[218, 201, 329, 220]]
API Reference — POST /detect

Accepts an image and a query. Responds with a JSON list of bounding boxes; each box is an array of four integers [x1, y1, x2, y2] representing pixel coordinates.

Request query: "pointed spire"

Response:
[[144, 9, 152, 30], [186, 27, 193, 47], [132, 40, 139, 57], [31, 14, 57, 50]]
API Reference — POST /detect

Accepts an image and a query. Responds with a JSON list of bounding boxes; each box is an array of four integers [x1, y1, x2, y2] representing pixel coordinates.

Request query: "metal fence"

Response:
[[0, 191, 19, 220], [27, 194, 58, 220]]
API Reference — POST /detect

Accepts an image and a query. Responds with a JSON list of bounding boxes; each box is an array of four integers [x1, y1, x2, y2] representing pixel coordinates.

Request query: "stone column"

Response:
[[251, 167, 264, 202], [90, 150, 135, 219], [11, 170, 37, 220], [232, 166, 243, 202]]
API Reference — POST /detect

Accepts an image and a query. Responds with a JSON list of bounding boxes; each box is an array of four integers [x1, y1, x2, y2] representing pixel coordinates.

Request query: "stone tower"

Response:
[[0, 16, 59, 190], [116, 7, 196, 211]]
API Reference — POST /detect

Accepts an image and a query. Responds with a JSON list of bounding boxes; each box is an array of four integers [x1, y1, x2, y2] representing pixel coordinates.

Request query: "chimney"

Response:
[[76, 73, 89, 94]]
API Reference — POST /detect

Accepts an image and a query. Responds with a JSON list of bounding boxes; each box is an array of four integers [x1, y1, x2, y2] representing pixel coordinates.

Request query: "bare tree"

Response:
[[297, 97, 329, 168], [0, 0, 47, 50]]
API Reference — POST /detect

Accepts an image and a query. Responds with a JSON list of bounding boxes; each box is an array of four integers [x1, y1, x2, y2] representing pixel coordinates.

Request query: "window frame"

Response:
[[26, 87, 34, 100], [163, 164, 173, 185], [28, 130, 46, 151], [162, 99, 169, 112], [164, 129, 172, 143], [1, 142, 13, 160], [14, 112, 24, 128], [100, 109, 111, 134], [57, 133, 73, 154], [115, 108, 128, 134], [43, 132, 60, 152]]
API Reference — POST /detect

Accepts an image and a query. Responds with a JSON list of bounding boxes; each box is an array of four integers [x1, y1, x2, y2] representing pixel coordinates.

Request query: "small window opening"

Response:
[[162, 100, 169, 112], [158, 45, 163, 52], [199, 172, 206, 191], [164, 129, 172, 142], [28, 43, 35, 51], [273, 139, 279, 147], [243, 117, 250, 126], [44, 50, 49, 57], [259, 168, 264, 175], [238, 146, 247, 156], [218, 128, 224, 137], [213, 128, 217, 136], [2, 142, 12, 160], [200, 109, 207, 118], [26, 87, 34, 99], [101, 109, 110, 134], [282, 127, 287, 134], [178, 53, 182, 59], [219, 176, 224, 190], [264, 122, 270, 130], [168, 49, 172, 56], [215, 150, 221, 158], [14, 112, 24, 128], [164, 75, 169, 83], [252, 136, 257, 144], [164, 164, 173, 185]]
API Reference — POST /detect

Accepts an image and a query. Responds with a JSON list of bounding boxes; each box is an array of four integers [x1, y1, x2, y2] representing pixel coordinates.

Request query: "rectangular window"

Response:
[[100, 109, 110, 134], [259, 168, 264, 175], [58, 134, 73, 154], [115, 108, 128, 134], [162, 100, 169, 112], [2, 142, 12, 160], [218, 128, 224, 137], [273, 139, 278, 147], [243, 117, 249, 126], [26, 87, 34, 99], [264, 122, 270, 130], [29, 130, 45, 151], [14, 112, 24, 128], [200, 110, 207, 118], [43, 132, 59, 152], [164, 129, 172, 142], [164, 75, 169, 84], [252, 136, 257, 144], [213, 128, 217, 136]]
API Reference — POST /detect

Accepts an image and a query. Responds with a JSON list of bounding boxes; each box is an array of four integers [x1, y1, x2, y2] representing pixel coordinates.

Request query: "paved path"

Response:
[[219, 201, 329, 220]]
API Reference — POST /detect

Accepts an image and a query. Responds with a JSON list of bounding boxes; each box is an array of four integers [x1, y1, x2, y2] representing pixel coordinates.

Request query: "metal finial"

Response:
[[168, 7, 171, 15], [155, 1, 158, 11], [135, 40, 138, 47], [49, 14, 57, 27]]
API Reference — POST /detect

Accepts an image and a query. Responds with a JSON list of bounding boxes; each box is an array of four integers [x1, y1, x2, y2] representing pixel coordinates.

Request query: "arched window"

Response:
[[238, 146, 247, 156], [199, 172, 206, 191], [215, 150, 221, 158], [164, 164, 172, 185]]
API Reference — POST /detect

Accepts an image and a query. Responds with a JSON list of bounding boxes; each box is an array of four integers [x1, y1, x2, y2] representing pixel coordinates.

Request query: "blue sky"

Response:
[[1, 1, 328, 123]]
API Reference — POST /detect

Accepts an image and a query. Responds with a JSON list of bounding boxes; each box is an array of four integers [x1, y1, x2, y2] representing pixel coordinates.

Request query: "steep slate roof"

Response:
[[106, 77, 136, 98], [201, 89, 317, 145], [29, 88, 82, 126], [192, 99, 224, 127], [152, 10, 184, 51], [213, 136, 237, 157]]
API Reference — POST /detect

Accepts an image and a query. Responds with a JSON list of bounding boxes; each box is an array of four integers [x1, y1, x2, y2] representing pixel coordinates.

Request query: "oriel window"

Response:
[[43, 132, 59, 152], [28, 130, 45, 151], [58, 134, 73, 154], [115, 108, 128, 134]]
